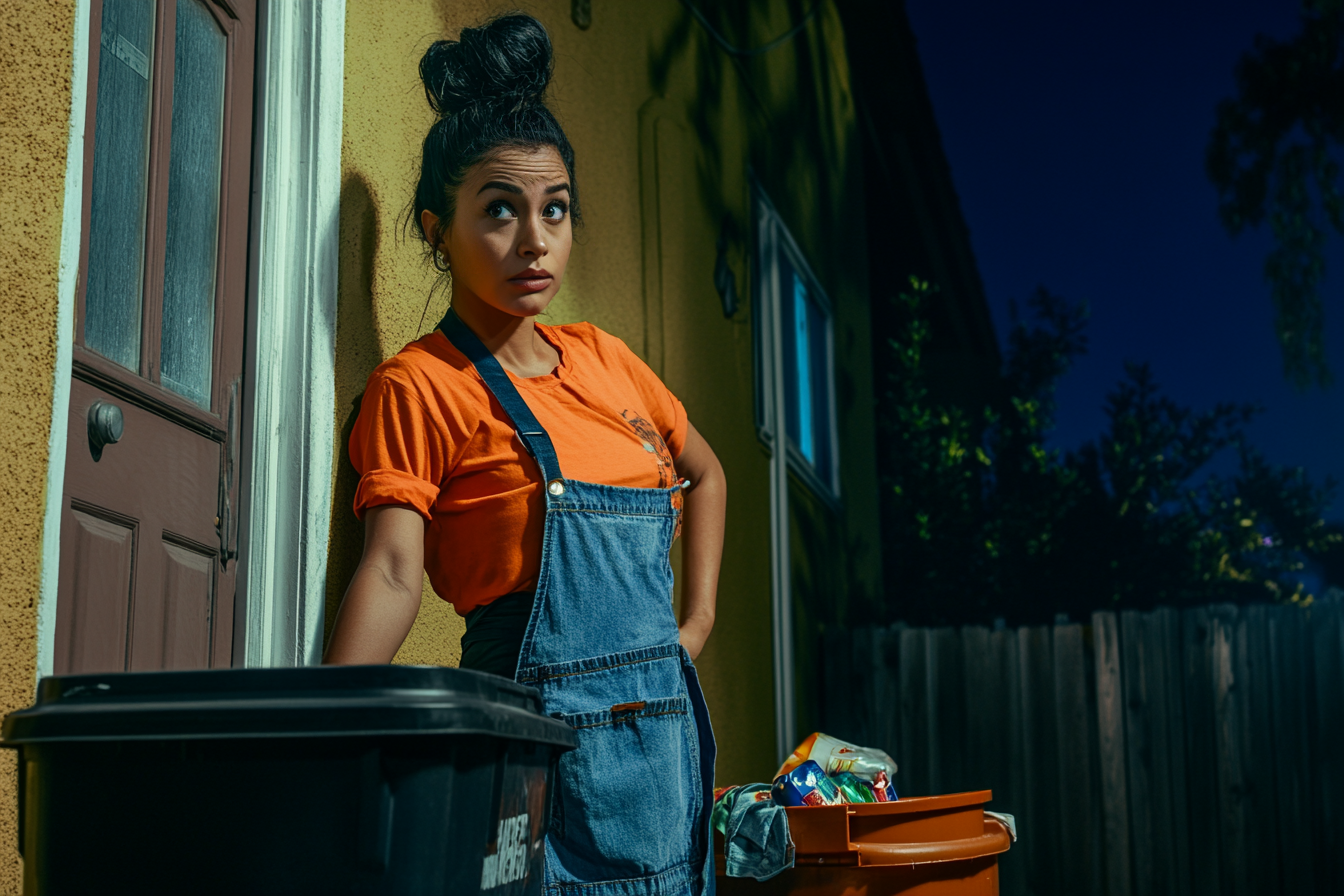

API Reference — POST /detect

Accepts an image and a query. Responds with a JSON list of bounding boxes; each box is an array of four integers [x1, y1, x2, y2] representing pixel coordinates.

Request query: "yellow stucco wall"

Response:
[[0, 0, 78, 888], [332, 0, 880, 787]]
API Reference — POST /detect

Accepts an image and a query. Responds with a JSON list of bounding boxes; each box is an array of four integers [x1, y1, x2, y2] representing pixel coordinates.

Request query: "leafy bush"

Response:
[[876, 278, 1340, 625]]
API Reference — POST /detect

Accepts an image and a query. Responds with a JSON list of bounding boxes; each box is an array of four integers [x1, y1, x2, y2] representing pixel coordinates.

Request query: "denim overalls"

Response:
[[440, 310, 717, 896]]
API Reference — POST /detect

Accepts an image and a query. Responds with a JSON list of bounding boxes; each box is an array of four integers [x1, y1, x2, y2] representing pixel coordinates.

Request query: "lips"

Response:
[[508, 270, 553, 293]]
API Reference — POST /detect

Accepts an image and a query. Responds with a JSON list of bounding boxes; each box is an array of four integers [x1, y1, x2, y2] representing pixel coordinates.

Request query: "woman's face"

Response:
[[426, 145, 573, 319]]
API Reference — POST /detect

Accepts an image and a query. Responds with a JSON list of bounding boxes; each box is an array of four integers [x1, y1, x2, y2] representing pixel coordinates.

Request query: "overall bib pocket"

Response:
[[549, 695, 699, 882]]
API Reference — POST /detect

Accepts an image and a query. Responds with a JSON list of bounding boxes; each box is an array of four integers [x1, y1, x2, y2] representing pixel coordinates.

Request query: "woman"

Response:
[[324, 14, 725, 896]]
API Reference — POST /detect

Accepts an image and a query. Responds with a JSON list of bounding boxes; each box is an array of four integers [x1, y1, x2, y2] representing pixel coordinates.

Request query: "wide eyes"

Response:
[[484, 199, 568, 223]]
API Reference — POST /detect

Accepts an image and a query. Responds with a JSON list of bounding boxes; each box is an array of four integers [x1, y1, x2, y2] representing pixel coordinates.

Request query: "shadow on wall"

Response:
[[325, 171, 466, 667], [325, 172, 382, 650]]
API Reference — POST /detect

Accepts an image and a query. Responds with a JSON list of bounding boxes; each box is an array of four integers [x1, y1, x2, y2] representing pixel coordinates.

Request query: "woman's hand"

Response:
[[678, 618, 713, 661], [324, 505, 427, 664], [674, 422, 726, 662]]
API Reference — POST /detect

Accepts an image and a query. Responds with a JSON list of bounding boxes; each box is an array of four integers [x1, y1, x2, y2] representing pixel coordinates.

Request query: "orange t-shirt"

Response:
[[349, 321, 688, 614]]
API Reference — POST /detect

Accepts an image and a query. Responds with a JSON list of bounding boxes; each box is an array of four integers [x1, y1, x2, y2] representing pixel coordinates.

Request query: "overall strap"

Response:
[[438, 307, 565, 483]]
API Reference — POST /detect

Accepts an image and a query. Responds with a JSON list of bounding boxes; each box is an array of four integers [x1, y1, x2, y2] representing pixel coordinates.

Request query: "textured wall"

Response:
[[331, 0, 877, 786], [0, 0, 78, 888]]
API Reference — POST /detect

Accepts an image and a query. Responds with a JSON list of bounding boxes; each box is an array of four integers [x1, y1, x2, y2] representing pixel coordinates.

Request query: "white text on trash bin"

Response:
[[480, 813, 530, 890]]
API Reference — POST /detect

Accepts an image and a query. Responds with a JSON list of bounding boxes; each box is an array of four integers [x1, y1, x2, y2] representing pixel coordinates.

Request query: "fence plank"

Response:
[[852, 625, 876, 748], [999, 627, 1029, 896], [1120, 611, 1159, 896], [1019, 626, 1059, 896], [899, 627, 930, 797], [963, 626, 998, 794], [872, 624, 901, 766], [1311, 597, 1344, 892], [1153, 607, 1191, 896], [1210, 606, 1250, 896], [819, 626, 850, 738], [1054, 623, 1093, 895], [1084, 619, 1107, 896], [1181, 607, 1221, 896], [1241, 605, 1283, 894], [931, 627, 966, 794], [1267, 606, 1314, 895], [1094, 611, 1132, 896]]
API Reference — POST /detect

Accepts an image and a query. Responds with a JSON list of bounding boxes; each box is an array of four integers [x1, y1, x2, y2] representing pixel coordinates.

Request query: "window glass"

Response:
[[84, 0, 156, 371], [779, 258, 833, 475], [805, 286, 832, 478], [784, 268, 814, 462], [160, 0, 226, 407]]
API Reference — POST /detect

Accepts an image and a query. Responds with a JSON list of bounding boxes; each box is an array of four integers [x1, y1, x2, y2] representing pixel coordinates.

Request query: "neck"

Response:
[[448, 289, 555, 376]]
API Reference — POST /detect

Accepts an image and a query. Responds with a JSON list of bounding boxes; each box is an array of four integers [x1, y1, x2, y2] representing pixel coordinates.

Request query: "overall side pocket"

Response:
[[549, 695, 697, 882]]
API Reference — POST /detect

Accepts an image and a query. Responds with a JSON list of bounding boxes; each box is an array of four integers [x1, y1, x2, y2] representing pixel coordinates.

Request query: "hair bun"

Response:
[[420, 14, 554, 118]]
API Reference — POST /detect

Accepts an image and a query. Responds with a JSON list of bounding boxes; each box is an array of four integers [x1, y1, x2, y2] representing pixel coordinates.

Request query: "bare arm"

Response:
[[323, 505, 427, 664], [674, 422, 726, 660]]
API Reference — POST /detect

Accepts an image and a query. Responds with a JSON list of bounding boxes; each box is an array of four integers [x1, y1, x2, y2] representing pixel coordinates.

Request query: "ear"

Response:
[[420, 208, 444, 250]]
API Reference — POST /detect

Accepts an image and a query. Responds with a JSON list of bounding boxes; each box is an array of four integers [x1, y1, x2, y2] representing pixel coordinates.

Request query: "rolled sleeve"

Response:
[[353, 469, 439, 522], [349, 373, 446, 522]]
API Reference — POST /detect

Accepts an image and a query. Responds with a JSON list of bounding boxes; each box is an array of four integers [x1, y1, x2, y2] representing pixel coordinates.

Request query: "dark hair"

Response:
[[412, 14, 579, 253]]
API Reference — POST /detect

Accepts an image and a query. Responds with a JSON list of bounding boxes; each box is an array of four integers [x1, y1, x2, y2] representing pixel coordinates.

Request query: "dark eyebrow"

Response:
[[476, 181, 571, 196]]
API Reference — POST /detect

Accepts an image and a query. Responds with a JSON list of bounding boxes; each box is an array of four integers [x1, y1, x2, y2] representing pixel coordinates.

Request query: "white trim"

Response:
[[235, 0, 345, 668], [37, 0, 94, 683], [752, 180, 796, 763]]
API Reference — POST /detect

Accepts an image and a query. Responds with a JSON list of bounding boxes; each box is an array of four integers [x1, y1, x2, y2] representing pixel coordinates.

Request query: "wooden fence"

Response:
[[817, 598, 1344, 896]]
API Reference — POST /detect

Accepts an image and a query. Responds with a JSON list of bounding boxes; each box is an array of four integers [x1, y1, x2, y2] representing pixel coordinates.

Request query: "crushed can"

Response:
[[771, 759, 842, 807]]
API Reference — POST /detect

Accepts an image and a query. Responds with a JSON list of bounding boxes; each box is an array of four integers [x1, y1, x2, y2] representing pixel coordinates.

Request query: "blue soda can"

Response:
[[771, 759, 843, 807]]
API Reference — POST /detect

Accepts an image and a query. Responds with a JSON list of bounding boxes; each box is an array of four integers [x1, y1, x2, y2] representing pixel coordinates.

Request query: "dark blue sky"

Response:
[[904, 0, 1344, 520]]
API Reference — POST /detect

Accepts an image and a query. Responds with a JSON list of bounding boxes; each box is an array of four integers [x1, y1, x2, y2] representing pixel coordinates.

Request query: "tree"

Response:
[[1206, 0, 1344, 389], [876, 278, 1340, 626]]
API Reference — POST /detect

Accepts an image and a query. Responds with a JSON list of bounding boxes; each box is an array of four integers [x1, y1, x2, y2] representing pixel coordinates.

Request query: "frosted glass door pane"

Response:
[[85, 0, 155, 371], [160, 0, 225, 408]]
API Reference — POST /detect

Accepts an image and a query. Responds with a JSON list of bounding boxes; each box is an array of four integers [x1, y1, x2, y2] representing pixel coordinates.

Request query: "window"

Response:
[[78, 0, 249, 413], [753, 182, 840, 500]]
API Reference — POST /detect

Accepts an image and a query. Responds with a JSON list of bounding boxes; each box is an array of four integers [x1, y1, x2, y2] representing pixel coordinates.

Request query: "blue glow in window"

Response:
[[793, 273, 815, 464]]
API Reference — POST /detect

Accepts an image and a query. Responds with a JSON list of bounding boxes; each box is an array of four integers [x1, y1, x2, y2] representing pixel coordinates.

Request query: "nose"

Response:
[[516, 212, 548, 260]]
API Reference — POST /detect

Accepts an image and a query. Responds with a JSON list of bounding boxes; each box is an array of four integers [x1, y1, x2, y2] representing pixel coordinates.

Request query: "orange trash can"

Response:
[[715, 790, 1012, 896]]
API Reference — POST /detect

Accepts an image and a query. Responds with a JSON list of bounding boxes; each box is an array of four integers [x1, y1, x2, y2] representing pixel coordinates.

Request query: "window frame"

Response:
[[752, 179, 843, 505], [74, 0, 251, 428]]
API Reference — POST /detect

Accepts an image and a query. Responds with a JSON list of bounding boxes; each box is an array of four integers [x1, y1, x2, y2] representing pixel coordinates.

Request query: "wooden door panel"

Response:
[[55, 505, 135, 674], [65, 378, 221, 538], [133, 536, 216, 670], [62, 376, 224, 673]]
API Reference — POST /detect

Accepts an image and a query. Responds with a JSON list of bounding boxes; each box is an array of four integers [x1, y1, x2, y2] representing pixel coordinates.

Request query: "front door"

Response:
[[55, 0, 256, 674]]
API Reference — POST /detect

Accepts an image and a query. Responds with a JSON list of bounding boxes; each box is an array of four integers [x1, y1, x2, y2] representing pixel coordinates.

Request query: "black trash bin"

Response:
[[1, 664, 576, 896]]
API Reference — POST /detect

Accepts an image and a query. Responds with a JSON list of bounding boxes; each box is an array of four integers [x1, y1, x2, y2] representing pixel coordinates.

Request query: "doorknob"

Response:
[[88, 400, 124, 461]]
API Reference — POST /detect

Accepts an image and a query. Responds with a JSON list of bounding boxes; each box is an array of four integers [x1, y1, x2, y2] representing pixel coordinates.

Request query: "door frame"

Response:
[[37, 0, 93, 682], [234, 0, 345, 668], [38, 0, 346, 678]]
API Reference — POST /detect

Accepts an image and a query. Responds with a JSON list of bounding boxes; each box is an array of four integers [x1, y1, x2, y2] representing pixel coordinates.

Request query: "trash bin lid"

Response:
[[1, 665, 577, 749]]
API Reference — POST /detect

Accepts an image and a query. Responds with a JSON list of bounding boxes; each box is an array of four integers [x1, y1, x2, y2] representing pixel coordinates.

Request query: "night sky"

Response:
[[903, 0, 1344, 521]]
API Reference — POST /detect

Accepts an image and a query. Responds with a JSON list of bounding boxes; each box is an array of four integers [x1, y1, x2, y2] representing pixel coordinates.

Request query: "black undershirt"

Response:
[[459, 591, 535, 680]]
